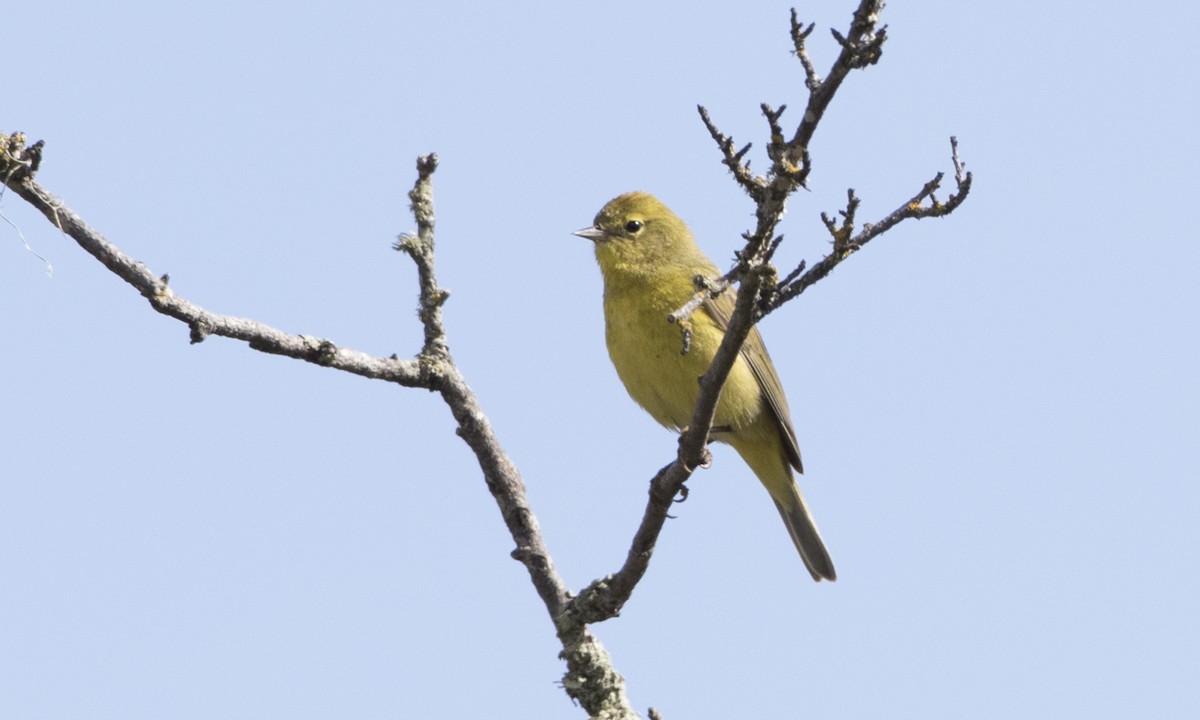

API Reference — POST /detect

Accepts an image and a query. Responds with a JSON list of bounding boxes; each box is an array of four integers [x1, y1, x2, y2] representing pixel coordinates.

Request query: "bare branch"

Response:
[[387, 159, 643, 719], [393, 154, 453, 386], [396, 155, 447, 351], [950, 135, 968, 185], [700, 3, 892, 271], [566, 459, 689, 624], [762, 102, 787, 146], [789, 10, 821, 91], [1, 131, 42, 178], [819, 187, 862, 258], [696, 2, 971, 324], [762, 103, 811, 188], [2, 139, 639, 719], [792, 0, 887, 152], [698, 104, 765, 201], [668, 270, 735, 327], [1, 137, 424, 384], [770, 137, 973, 309], [664, 270, 736, 358]]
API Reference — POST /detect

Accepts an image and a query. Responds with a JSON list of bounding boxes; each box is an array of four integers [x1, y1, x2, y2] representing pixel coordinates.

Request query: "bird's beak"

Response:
[[573, 226, 606, 242]]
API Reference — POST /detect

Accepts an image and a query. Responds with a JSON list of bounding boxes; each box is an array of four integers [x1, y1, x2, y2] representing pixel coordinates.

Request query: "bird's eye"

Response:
[[625, 220, 643, 233]]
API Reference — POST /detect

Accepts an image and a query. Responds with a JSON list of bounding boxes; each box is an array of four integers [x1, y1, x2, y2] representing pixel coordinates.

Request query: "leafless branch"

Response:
[[792, 0, 887, 152], [1, 135, 638, 719], [0, 134, 426, 381], [790, 12, 821, 91], [700, 0, 887, 201], [769, 136, 973, 310], [393, 154, 450, 363], [390, 157, 637, 720], [698, 105, 764, 201]]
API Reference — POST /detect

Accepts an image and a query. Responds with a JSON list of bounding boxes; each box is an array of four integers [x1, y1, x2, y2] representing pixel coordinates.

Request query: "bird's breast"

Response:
[[602, 281, 762, 433]]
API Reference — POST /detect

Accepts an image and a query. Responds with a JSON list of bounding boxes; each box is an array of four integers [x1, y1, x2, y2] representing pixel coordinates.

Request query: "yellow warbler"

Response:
[[575, 192, 836, 581]]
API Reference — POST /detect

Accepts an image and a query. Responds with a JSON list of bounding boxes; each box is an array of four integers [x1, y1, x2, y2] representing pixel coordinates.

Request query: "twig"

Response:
[[792, 0, 887, 152], [820, 187, 862, 258], [790, 12, 821, 91], [770, 137, 973, 309], [667, 271, 735, 326], [393, 154, 452, 383], [698, 105, 765, 201]]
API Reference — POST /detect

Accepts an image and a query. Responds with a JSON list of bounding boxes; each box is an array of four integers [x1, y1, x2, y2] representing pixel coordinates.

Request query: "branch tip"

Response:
[[415, 152, 438, 178], [0, 131, 44, 183], [698, 105, 766, 200]]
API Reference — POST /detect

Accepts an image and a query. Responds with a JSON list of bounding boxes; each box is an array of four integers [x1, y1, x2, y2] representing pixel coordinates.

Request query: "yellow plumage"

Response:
[[576, 192, 836, 581]]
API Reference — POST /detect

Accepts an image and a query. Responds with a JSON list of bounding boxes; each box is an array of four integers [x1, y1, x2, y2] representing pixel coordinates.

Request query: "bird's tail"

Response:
[[773, 490, 837, 582], [725, 420, 837, 582]]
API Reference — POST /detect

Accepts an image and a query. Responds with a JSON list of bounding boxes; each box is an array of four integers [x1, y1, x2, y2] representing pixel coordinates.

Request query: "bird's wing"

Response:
[[702, 292, 804, 473]]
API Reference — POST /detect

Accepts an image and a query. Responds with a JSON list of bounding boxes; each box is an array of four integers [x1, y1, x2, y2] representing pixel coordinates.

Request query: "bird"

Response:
[[574, 191, 836, 581]]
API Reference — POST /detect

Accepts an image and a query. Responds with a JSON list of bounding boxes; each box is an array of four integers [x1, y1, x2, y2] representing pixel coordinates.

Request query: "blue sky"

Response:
[[3, 1, 1198, 718]]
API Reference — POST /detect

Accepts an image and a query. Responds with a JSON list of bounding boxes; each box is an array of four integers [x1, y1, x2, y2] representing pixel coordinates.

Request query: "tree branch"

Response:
[[791, 1, 887, 152], [698, 105, 764, 201], [0, 134, 425, 381], [769, 136, 973, 310], [1, 134, 639, 719]]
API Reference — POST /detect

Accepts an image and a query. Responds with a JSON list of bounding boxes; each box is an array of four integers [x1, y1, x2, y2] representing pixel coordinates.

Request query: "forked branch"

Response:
[[1, 136, 636, 719]]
